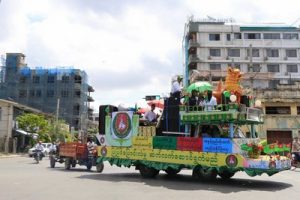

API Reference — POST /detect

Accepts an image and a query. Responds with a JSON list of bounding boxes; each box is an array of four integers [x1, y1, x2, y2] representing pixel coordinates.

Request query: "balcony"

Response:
[[88, 85, 95, 92], [188, 39, 200, 48], [87, 96, 94, 102]]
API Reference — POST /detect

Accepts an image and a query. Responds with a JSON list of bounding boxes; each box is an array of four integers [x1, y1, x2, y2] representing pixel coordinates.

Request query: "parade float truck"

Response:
[[96, 68, 292, 180]]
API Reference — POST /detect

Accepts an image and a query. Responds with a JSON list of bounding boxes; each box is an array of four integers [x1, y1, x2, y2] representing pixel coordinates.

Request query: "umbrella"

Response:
[[186, 81, 212, 93], [137, 107, 150, 114], [147, 99, 164, 109]]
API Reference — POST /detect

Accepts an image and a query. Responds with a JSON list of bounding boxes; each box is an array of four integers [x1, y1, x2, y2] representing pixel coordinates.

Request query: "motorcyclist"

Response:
[[35, 141, 44, 151], [33, 141, 44, 162]]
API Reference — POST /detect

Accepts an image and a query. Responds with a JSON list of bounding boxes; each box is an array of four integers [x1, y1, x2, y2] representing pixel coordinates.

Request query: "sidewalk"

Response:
[[0, 153, 25, 159]]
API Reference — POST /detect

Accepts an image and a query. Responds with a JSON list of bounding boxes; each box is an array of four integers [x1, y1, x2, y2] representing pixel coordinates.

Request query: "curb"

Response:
[[0, 154, 25, 159]]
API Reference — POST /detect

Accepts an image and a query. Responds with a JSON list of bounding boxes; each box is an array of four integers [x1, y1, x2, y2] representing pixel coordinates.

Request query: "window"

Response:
[[62, 76, 69, 83], [286, 49, 297, 58], [265, 107, 291, 115], [209, 34, 220, 41], [267, 64, 280, 72], [47, 76, 55, 83], [19, 90, 27, 98], [266, 49, 279, 57], [247, 49, 260, 57], [248, 64, 261, 72], [74, 90, 81, 98], [36, 90, 42, 97], [61, 90, 69, 98], [29, 90, 35, 97], [287, 64, 298, 73], [209, 63, 221, 70], [263, 33, 280, 39], [228, 49, 240, 57], [297, 107, 300, 115], [283, 33, 299, 39], [244, 33, 261, 39], [269, 80, 280, 89], [19, 76, 26, 84], [32, 76, 40, 84], [209, 49, 221, 57], [234, 33, 242, 39], [228, 63, 241, 70], [226, 34, 231, 41], [47, 90, 54, 97]]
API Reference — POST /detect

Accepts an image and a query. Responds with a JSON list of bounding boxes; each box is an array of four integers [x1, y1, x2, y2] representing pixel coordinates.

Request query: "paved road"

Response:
[[1, 156, 300, 200]]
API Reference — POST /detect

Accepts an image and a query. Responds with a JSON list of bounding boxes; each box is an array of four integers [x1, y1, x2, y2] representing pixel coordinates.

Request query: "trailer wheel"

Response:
[[50, 155, 56, 168], [86, 161, 93, 171], [164, 168, 181, 176], [96, 162, 104, 173], [139, 165, 159, 178], [64, 158, 71, 170], [218, 171, 235, 180], [71, 160, 77, 168], [193, 166, 217, 181]]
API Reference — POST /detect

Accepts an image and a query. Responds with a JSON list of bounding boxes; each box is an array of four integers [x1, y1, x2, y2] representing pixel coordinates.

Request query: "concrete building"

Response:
[[0, 53, 94, 132], [183, 18, 300, 143], [0, 99, 47, 153]]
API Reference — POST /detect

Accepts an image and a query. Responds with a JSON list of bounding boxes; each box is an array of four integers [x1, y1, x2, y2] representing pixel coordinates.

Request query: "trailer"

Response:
[[49, 142, 104, 172]]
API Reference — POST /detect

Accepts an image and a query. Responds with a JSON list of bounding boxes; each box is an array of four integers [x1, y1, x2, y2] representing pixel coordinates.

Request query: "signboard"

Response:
[[203, 138, 232, 153], [99, 146, 243, 168]]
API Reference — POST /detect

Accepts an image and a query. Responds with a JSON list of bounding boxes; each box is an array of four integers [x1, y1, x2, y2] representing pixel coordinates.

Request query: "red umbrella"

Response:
[[137, 107, 150, 114], [147, 99, 164, 109]]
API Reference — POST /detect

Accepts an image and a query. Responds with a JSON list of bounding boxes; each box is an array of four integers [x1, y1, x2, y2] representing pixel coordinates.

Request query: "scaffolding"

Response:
[[0, 53, 93, 132]]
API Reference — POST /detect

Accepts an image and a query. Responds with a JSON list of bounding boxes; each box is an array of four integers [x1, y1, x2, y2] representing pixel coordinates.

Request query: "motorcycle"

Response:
[[291, 152, 300, 169], [33, 149, 44, 164]]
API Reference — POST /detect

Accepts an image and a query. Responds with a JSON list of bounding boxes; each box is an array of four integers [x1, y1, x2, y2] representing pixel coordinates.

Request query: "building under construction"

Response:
[[183, 17, 300, 143], [0, 53, 94, 132]]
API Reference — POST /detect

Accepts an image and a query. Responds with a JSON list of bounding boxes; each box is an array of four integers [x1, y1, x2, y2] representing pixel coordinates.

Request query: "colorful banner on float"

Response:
[[98, 146, 244, 168]]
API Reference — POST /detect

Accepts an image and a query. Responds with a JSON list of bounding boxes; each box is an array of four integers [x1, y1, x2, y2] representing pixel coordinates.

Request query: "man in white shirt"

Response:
[[171, 76, 182, 95], [35, 141, 44, 151], [144, 104, 158, 122]]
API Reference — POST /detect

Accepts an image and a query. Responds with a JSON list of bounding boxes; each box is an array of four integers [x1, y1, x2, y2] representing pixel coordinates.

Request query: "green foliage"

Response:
[[16, 113, 51, 143], [48, 119, 73, 142]]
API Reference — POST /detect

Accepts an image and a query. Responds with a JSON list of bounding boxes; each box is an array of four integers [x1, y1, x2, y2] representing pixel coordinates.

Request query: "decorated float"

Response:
[[96, 67, 292, 180]]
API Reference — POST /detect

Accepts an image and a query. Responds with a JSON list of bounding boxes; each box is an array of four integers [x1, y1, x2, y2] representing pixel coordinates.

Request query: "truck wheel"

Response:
[[164, 168, 181, 176], [193, 166, 217, 181], [50, 155, 56, 168], [96, 162, 104, 173], [218, 171, 235, 179], [139, 165, 159, 178], [64, 158, 71, 170]]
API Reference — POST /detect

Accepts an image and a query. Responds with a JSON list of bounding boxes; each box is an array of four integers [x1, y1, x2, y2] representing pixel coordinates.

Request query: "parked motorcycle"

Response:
[[33, 149, 44, 164]]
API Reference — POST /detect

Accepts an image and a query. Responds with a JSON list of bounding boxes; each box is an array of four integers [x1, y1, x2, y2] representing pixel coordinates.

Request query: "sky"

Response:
[[1, 0, 300, 110]]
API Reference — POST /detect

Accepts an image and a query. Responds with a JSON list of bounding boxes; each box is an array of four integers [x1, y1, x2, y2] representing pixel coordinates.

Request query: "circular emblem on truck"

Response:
[[226, 155, 238, 168], [112, 112, 132, 139], [101, 146, 107, 157]]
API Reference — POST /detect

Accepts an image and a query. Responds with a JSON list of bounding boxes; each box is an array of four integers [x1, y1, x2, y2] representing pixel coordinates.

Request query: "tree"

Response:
[[16, 113, 51, 143], [48, 119, 73, 142]]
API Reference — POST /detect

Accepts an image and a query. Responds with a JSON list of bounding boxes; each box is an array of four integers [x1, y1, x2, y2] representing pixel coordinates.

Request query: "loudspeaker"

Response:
[[99, 105, 118, 135]]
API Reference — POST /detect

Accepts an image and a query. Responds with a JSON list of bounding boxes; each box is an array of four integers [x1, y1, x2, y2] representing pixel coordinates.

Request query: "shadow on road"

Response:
[[76, 172, 292, 193]]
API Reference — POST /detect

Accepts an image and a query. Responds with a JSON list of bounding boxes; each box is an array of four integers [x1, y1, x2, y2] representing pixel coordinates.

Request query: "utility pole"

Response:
[[56, 98, 60, 135]]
